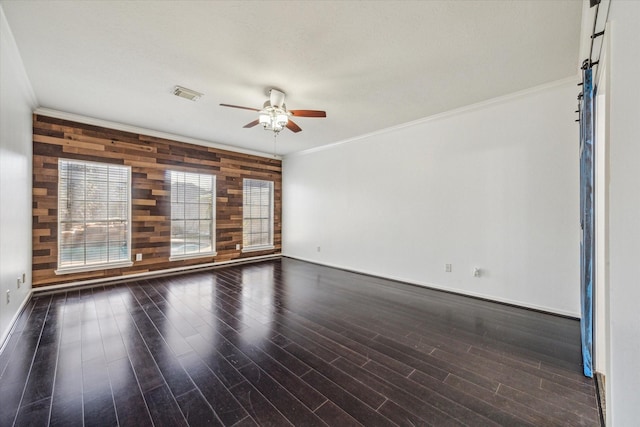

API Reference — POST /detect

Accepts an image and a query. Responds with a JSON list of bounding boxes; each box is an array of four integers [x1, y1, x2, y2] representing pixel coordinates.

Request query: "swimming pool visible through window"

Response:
[[169, 170, 216, 260], [57, 159, 132, 274]]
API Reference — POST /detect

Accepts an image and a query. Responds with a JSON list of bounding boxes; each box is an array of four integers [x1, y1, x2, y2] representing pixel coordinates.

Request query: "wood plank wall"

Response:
[[32, 114, 281, 288]]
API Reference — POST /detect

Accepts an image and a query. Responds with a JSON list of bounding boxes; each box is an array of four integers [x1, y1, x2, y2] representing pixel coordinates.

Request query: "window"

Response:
[[170, 171, 216, 259], [243, 178, 274, 251], [57, 159, 132, 273]]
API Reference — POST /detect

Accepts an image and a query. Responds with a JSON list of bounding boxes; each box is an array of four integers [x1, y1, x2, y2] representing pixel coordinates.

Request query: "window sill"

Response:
[[169, 252, 217, 262], [241, 245, 275, 254], [55, 261, 134, 275]]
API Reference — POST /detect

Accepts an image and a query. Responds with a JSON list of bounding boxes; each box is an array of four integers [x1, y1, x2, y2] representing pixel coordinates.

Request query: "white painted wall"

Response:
[[283, 79, 580, 316], [0, 5, 37, 346], [605, 1, 640, 425]]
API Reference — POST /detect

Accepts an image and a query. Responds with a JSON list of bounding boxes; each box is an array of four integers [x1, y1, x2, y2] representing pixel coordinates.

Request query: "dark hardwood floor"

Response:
[[0, 258, 600, 426]]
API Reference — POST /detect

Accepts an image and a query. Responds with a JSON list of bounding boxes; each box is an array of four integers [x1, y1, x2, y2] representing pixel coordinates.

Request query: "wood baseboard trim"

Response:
[[282, 255, 580, 320], [595, 372, 606, 426], [32, 254, 282, 296], [0, 290, 33, 356]]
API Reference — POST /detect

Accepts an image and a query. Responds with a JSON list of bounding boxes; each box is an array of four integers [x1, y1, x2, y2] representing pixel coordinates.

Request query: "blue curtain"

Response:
[[579, 68, 594, 378]]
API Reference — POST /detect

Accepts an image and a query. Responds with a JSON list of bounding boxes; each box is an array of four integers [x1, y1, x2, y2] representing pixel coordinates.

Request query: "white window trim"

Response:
[[55, 260, 133, 275], [169, 170, 217, 261], [241, 245, 275, 254], [56, 159, 132, 274], [242, 178, 275, 251], [169, 251, 218, 262]]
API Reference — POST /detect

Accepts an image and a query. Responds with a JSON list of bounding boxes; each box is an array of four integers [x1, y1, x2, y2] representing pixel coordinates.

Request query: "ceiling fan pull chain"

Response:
[[273, 132, 278, 158]]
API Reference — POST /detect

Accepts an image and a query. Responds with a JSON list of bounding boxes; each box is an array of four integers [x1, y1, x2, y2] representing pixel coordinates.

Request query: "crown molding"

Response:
[[33, 107, 282, 160], [286, 76, 577, 159]]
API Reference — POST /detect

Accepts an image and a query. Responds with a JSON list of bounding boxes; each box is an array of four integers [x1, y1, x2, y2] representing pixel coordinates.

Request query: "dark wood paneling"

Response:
[[32, 114, 281, 287]]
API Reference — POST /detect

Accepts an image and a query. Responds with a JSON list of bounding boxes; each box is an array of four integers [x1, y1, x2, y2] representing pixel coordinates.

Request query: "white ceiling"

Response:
[[1, 1, 582, 156]]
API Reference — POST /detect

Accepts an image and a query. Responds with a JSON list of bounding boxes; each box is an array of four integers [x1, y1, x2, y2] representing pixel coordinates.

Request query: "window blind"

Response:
[[170, 171, 216, 258], [57, 159, 131, 272], [242, 178, 274, 250]]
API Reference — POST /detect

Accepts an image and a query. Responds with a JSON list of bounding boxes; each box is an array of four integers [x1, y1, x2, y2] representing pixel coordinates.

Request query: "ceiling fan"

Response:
[[220, 89, 326, 134]]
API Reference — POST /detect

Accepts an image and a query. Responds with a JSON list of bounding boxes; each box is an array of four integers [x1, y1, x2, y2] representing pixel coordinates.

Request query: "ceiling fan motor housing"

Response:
[[220, 89, 325, 134], [269, 89, 286, 108]]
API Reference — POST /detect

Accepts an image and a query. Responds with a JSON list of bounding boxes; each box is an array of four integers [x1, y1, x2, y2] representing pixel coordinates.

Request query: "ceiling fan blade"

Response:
[[243, 119, 260, 128], [220, 103, 260, 112], [286, 120, 302, 133], [289, 110, 326, 118]]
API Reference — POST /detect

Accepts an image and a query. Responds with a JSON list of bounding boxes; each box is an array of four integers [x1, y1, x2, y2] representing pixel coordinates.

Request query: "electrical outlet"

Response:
[[473, 267, 481, 277], [236, 244, 241, 250], [136, 253, 142, 261], [17, 278, 21, 289], [445, 264, 452, 272], [6, 290, 10, 304]]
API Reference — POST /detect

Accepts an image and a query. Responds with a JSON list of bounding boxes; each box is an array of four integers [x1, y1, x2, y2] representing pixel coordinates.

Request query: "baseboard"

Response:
[[282, 255, 580, 320], [33, 254, 282, 296], [595, 372, 606, 426], [0, 289, 33, 356], [2, 255, 281, 354]]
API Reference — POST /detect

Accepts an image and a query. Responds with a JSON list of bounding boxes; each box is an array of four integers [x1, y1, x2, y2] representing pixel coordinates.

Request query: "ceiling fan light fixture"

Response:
[[259, 113, 270, 126], [220, 88, 325, 135], [276, 113, 289, 126], [258, 109, 289, 133], [173, 85, 203, 101]]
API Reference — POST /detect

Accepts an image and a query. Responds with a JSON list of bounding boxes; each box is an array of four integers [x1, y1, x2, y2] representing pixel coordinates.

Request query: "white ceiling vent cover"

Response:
[[173, 85, 203, 101]]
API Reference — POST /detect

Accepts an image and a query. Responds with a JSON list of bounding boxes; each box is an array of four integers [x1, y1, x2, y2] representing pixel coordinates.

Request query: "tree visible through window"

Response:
[[57, 159, 131, 273], [243, 178, 274, 250], [170, 171, 216, 259]]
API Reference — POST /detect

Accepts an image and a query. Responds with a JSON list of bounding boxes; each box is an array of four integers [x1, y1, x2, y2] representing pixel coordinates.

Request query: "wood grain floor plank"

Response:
[[0, 258, 599, 426]]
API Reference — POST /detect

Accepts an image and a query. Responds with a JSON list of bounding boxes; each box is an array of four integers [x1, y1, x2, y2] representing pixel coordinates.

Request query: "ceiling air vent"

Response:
[[173, 85, 203, 101]]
